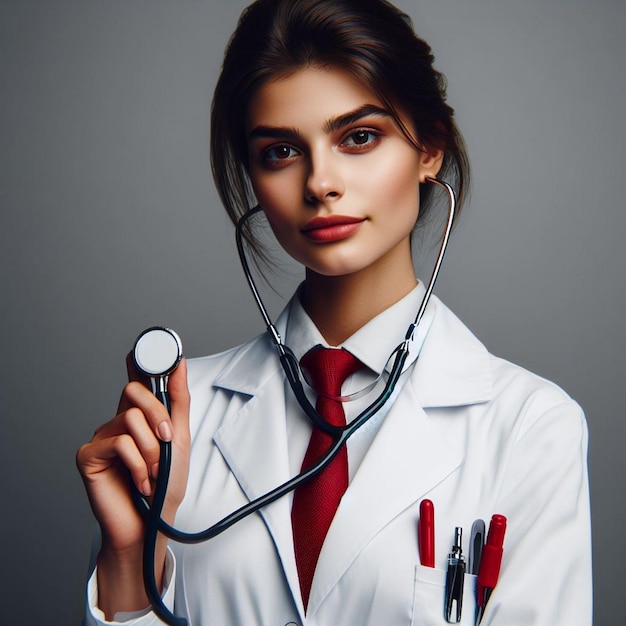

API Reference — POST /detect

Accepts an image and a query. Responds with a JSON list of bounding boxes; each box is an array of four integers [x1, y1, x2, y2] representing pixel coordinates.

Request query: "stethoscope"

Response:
[[131, 177, 456, 625]]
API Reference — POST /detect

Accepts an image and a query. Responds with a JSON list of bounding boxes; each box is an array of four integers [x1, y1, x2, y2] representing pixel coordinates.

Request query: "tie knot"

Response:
[[300, 347, 362, 399]]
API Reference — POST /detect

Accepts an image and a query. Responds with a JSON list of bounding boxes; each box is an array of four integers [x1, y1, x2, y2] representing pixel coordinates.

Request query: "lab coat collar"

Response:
[[212, 323, 283, 396], [412, 295, 493, 407]]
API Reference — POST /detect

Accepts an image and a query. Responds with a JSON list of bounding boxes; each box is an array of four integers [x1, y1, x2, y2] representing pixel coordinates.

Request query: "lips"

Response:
[[301, 215, 366, 242]]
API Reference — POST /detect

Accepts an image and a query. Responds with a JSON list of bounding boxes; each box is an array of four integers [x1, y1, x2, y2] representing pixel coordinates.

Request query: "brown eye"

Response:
[[261, 145, 300, 168], [352, 130, 370, 145], [342, 129, 379, 149], [275, 146, 292, 158], [264, 145, 298, 161]]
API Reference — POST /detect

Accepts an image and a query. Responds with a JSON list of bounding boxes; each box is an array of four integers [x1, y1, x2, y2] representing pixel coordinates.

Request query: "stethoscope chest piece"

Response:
[[133, 326, 183, 378]]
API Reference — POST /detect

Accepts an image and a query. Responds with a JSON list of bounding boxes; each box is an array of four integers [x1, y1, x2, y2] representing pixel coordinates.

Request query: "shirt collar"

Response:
[[213, 285, 493, 408], [285, 281, 434, 375]]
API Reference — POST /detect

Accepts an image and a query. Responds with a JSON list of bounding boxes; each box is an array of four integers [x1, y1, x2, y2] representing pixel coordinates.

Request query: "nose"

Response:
[[304, 149, 344, 206]]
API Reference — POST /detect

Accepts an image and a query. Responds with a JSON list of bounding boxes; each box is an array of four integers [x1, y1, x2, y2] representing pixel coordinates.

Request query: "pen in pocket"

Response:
[[476, 514, 507, 624], [418, 499, 435, 568], [445, 526, 465, 623]]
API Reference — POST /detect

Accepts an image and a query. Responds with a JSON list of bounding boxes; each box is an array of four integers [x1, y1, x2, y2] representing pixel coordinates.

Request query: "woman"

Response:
[[78, 1, 592, 624]]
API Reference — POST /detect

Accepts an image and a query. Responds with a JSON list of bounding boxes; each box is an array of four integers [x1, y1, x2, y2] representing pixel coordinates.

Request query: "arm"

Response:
[[485, 401, 592, 625]]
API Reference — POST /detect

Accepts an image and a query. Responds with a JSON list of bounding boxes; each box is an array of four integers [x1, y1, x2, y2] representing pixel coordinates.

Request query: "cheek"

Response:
[[249, 170, 303, 224], [249, 181, 302, 253], [249, 173, 274, 209], [386, 153, 422, 197], [357, 145, 421, 197], [364, 159, 422, 226]]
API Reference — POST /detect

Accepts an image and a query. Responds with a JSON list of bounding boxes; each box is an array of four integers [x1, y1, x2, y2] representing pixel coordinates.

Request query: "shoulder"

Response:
[[426, 295, 587, 436], [487, 352, 587, 444]]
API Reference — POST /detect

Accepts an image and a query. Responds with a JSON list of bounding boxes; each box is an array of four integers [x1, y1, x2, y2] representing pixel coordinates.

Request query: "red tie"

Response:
[[291, 347, 363, 610]]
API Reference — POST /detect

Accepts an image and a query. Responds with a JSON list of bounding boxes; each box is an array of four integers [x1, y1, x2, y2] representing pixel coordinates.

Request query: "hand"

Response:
[[76, 355, 190, 615]]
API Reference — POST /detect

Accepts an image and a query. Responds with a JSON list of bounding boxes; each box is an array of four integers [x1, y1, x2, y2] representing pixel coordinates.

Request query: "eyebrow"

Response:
[[324, 104, 392, 133], [247, 104, 393, 142]]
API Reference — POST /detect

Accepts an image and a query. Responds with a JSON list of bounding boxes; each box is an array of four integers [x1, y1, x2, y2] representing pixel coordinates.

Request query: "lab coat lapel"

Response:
[[211, 324, 305, 615]]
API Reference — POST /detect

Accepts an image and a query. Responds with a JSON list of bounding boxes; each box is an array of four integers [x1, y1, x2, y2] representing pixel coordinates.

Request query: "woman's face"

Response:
[[246, 67, 442, 279]]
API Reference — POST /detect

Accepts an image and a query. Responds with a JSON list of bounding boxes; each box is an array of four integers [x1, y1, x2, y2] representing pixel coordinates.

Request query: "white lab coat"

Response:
[[86, 295, 592, 625]]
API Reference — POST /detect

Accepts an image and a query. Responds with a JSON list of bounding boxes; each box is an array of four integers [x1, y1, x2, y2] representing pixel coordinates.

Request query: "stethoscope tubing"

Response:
[[134, 391, 189, 626], [234, 177, 456, 435], [134, 177, 456, 625]]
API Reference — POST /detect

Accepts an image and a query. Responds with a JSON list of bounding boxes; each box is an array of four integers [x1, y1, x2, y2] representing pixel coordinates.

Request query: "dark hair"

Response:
[[211, 0, 470, 254]]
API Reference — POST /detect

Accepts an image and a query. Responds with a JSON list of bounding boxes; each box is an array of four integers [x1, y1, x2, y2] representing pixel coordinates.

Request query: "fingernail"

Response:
[[142, 479, 152, 497], [151, 463, 159, 480], [158, 421, 173, 442]]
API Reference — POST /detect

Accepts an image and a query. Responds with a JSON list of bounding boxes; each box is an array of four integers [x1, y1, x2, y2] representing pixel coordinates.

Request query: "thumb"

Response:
[[168, 357, 190, 435]]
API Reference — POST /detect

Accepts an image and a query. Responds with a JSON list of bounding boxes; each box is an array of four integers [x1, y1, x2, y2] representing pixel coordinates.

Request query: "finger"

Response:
[[77, 434, 153, 497], [115, 353, 152, 414], [167, 358, 190, 437], [93, 403, 160, 450], [121, 407, 162, 479], [117, 381, 174, 442], [91, 405, 163, 482], [126, 350, 152, 386]]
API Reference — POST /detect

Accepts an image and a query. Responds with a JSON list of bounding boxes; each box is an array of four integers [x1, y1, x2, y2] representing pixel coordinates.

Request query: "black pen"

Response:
[[445, 526, 465, 623]]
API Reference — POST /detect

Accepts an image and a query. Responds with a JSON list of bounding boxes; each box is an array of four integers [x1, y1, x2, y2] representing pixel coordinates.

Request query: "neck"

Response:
[[301, 245, 417, 346]]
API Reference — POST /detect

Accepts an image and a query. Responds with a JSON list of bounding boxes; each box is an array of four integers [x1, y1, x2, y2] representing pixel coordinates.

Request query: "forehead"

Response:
[[246, 66, 384, 131]]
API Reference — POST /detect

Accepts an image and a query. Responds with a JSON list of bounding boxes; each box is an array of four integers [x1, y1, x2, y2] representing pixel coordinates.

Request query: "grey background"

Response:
[[1, 0, 623, 623]]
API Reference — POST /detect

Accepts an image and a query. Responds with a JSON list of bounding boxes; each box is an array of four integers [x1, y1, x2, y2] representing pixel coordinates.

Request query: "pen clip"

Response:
[[445, 526, 465, 623], [468, 519, 485, 575]]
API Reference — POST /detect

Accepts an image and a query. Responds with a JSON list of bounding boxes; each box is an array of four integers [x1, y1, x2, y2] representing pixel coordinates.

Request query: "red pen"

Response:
[[418, 499, 435, 567], [476, 514, 507, 621]]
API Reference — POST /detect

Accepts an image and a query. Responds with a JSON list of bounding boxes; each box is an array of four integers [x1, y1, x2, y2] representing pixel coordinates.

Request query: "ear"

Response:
[[417, 144, 444, 182]]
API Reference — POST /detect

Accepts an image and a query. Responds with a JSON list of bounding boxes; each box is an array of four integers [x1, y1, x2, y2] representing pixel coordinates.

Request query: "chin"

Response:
[[304, 258, 373, 279]]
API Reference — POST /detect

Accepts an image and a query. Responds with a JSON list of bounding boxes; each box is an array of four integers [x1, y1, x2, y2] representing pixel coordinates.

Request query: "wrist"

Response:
[[97, 546, 149, 619]]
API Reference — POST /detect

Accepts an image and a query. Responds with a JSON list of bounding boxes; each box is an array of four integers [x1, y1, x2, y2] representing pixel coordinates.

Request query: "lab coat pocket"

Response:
[[411, 565, 477, 625]]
